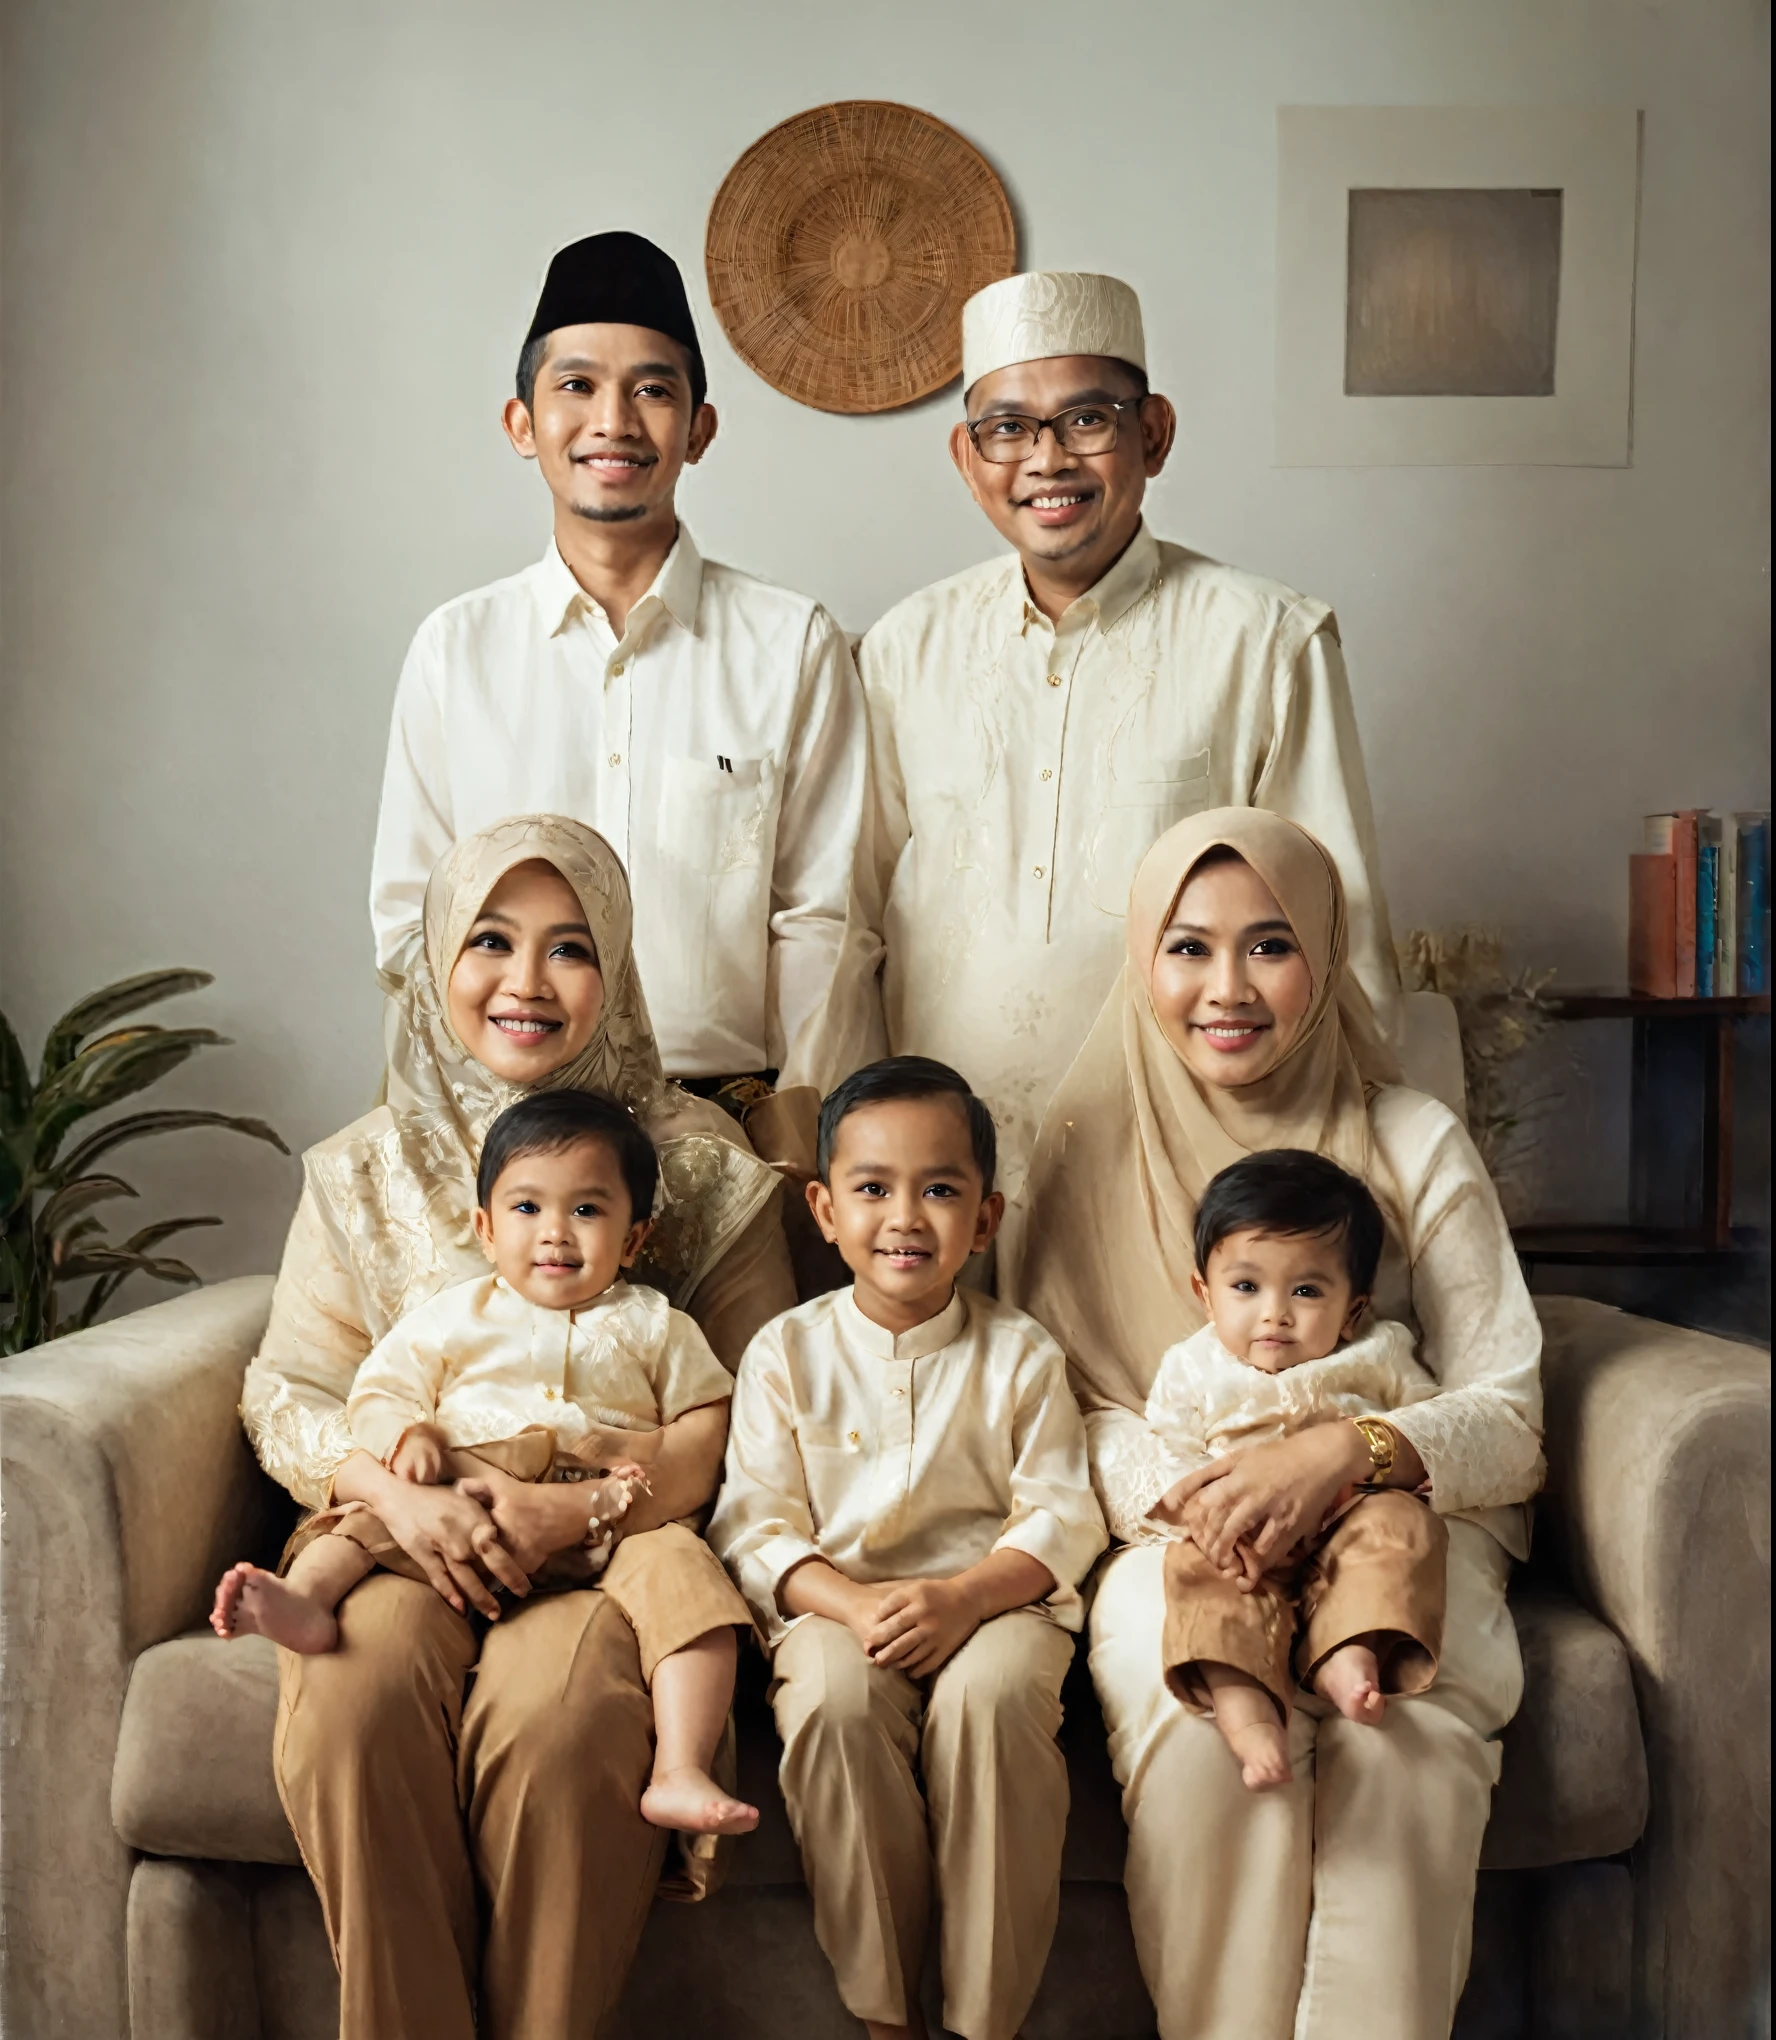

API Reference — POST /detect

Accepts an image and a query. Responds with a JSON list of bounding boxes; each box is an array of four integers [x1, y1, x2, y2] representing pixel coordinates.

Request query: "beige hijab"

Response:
[[1015, 807, 1399, 1420], [308, 816, 778, 1337]]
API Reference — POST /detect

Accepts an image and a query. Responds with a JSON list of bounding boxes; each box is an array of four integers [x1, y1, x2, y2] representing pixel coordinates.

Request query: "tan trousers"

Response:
[[275, 1572, 668, 2040], [771, 1610, 1075, 2040], [1092, 1522, 1523, 2040], [1163, 1489, 1448, 1718]]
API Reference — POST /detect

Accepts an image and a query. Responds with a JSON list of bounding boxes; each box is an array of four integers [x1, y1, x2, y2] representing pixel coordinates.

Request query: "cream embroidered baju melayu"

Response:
[[708, 1287, 1106, 2040], [243, 816, 793, 1513], [1014, 809, 1545, 2040], [248, 817, 794, 2040], [808, 521, 1398, 1201]]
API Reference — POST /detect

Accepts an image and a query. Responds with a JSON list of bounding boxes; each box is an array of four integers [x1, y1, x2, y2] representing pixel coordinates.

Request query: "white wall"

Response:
[[2, 0, 1769, 1285]]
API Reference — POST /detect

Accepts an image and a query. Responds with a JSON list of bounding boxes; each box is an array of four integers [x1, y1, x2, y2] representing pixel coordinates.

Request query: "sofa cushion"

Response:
[[114, 1584, 1645, 1879], [1482, 1587, 1648, 1869], [113, 1633, 299, 1866]]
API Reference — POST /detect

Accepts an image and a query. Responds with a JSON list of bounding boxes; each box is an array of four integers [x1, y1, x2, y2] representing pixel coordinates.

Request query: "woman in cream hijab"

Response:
[[1015, 808, 1544, 2040], [241, 814, 794, 2040]]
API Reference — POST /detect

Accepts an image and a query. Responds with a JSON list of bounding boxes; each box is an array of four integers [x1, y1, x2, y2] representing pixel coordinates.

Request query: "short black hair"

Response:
[[514, 330, 708, 412], [816, 1056, 997, 1195], [1193, 1150, 1384, 1296], [475, 1090, 658, 1225]]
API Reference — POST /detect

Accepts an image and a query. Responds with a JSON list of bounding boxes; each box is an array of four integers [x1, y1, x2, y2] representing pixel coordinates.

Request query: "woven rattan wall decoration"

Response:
[[706, 101, 1016, 415]]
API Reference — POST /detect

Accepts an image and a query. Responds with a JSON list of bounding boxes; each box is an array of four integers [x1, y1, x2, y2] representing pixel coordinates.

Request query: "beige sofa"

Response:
[[2, 998, 1768, 2038]]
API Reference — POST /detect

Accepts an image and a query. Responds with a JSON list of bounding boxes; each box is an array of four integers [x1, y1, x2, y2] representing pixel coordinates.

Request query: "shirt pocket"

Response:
[[660, 753, 775, 876], [1086, 750, 1213, 915]]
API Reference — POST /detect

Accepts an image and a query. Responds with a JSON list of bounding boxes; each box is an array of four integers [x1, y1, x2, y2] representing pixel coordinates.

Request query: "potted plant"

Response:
[[1, 969, 287, 1353]]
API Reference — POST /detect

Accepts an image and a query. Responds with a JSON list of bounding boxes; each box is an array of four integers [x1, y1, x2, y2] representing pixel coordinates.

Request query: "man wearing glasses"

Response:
[[810, 269, 1399, 1226]]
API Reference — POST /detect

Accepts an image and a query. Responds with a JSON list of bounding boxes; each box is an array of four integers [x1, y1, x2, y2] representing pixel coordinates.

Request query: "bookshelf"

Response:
[[1512, 989, 1770, 1267]]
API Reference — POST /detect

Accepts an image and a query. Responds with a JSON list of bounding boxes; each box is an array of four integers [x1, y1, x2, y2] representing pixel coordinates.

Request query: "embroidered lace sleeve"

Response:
[[1083, 1404, 1193, 1547], [239, 1186, 372, 1511]]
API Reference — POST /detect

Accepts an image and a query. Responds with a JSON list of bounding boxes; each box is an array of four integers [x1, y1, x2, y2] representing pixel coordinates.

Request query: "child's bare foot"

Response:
[[1201, 1661, 1293, 1789], [210, 1562, 338, 1655], [1315, 1640, 1387, 1724], [640, 1765, 760, 1836]]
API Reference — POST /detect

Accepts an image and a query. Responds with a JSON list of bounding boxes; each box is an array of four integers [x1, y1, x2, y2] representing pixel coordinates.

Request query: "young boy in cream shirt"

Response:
[[709, 1057, 1106, 2040]]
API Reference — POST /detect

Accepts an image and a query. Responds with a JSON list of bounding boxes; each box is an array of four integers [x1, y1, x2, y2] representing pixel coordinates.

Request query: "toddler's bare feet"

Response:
[[210, 1562, 338, 1655], [640, 1765, 760, 1836], [1201, 1663, 1293, 1789], [1315, 1640, 1387, 1724]]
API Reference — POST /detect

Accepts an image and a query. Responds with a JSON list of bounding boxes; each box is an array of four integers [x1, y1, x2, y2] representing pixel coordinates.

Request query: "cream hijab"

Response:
[[1015, 808, 1399, 1420], [307, 816, 777, 1338]]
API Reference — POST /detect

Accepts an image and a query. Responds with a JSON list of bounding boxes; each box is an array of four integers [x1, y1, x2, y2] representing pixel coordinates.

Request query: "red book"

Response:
[[1644, 811, 1699, 996], [1629, 853, 1678, 997]]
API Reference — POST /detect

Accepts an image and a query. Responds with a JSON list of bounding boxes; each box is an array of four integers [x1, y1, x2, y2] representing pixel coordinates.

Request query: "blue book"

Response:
[[1697, 844, 1719, 995], [1739, 815, 1770, 995]]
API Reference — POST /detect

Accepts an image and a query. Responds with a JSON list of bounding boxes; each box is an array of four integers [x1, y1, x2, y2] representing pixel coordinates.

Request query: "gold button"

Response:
[[891, 1387, 906, 1399], [1039, 767, 1053, 781], [1046, 673, 1063, 688], [611, 662, 626, 677], [848, 1430, 861, 1444], [1033, 865, 1045, 879], [544, 1387, 558, 1400], [608, 752, 622, 766]]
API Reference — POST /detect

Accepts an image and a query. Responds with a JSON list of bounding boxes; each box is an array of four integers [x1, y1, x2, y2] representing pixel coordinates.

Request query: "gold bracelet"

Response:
[[1351, 1416, 1397, 1484]]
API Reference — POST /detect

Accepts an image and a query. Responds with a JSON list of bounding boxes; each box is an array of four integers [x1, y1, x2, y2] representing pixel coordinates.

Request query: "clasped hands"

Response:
[[1152, 1421, 1378, 1590]]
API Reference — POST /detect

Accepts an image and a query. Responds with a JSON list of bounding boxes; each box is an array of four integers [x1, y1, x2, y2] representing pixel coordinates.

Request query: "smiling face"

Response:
[[1147, 851, 1317, 1089], [807, 1094, 1004, 1334], [472, 1135, 647, 1309], [445, 860, 605, 1083], [502, 321, 716, 531], [1191, 1225, 1364, 1372], [948, 353, 1176, 599]]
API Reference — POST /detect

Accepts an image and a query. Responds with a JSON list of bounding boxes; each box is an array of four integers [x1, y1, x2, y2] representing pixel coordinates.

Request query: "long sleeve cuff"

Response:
[[750, 1530, 827, 1619], [994, 1505, 1105, 1596], [1385, 1390, 1546, 1519]]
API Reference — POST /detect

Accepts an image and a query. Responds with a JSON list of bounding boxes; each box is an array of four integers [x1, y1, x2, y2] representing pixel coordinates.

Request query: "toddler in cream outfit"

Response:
[[1146, 1148, 1446, 1789]]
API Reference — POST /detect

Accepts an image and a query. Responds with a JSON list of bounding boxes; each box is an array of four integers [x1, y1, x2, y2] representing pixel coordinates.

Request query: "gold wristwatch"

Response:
[[1351, 1416, 1397, 1485]]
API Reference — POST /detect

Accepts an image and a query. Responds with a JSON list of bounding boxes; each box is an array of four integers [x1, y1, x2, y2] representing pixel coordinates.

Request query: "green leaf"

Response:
[[37, 970, 214, 1079], [57, 1108, 287, 1180], [0, 1010, 31, 1128]]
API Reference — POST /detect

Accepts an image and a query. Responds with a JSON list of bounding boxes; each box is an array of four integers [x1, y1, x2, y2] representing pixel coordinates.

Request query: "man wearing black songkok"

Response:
[[371, 230, 866, 1143]]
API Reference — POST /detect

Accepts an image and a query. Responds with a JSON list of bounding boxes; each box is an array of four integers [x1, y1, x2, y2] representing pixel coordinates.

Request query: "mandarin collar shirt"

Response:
[[803, 523, 1400, 1199], [344, 1273, 732, 1464], [707, 1285, 1106, 1648], [370, 525, 867, 1081]]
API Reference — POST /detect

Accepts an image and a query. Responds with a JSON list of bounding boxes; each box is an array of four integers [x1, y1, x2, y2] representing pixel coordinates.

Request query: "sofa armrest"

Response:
[[0, 1275, 276, 2040], [1533, 1295, 1770, 2040]]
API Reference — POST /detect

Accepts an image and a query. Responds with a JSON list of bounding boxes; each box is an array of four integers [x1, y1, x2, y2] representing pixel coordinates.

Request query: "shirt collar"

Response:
[[1006, 519, 1161, 637], [840, 1285, 970, 1363], [532, 523, 705, 640]]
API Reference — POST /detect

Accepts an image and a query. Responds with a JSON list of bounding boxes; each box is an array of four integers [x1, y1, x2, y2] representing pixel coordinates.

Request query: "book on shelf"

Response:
[[1632, 809, 1770, 998]]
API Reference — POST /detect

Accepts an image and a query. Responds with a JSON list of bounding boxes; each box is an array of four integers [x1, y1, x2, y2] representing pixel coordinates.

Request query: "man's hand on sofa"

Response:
[[333, 1450, 529, 1616]]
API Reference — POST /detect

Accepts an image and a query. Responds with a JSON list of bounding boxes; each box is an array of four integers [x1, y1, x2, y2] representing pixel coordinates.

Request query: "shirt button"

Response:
[[611, 662, 626, 678], [1039, 767, 1053, 781], [1046, 673, 1063, 688], [1033, 865, 1046, 879], [608, 752, 622, 766], [544, 1387, 558, 1400], [890, 1387, 906, 1399], [848, 1430, 861, 1444]]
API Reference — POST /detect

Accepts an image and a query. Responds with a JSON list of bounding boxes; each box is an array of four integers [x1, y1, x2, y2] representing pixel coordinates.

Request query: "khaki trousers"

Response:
[[771, 1610, 1075, 2040], [275, 1572, 667, 2040], [1091, 1522, 1523, 2040], [1163, 1489, 1449, 1718]]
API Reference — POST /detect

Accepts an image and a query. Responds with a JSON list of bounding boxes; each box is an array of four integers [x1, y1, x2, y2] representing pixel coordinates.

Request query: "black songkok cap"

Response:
[[522, 231, 706, 407]]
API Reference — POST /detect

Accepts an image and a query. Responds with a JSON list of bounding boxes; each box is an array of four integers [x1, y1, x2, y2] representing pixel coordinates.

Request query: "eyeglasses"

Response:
[[963, 397, 1145, 464]]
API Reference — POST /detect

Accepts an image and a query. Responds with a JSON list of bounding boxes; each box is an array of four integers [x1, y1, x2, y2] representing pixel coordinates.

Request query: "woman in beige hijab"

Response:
[[1015, 808, 1544, 2040], [241, 814, 794, 2040]]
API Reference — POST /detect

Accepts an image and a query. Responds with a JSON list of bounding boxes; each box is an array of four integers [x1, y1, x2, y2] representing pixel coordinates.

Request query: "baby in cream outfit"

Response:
[[1145, 1149, 1447, 1789]]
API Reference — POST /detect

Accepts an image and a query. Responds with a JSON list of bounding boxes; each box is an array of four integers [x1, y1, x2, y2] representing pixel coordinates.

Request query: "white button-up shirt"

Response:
[[807, 524, 1399, 1197], [707, 1285, 1106, 1647], [370, 526, 867, 1081]]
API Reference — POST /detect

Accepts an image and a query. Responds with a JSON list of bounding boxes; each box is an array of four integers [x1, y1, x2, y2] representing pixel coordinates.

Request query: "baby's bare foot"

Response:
[[1315, 1641, 1387, 1724], [210, 1562, 338, 1655], [1220, 1716, 1293, 1789], [640, 1766, 760, 1836]]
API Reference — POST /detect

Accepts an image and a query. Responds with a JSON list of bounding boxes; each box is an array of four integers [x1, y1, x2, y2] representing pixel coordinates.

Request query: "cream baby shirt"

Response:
[[344, 1273, 734, 1466], [1142, 1317, 1437, 1501], [708, 1285, 1107, 1647]]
